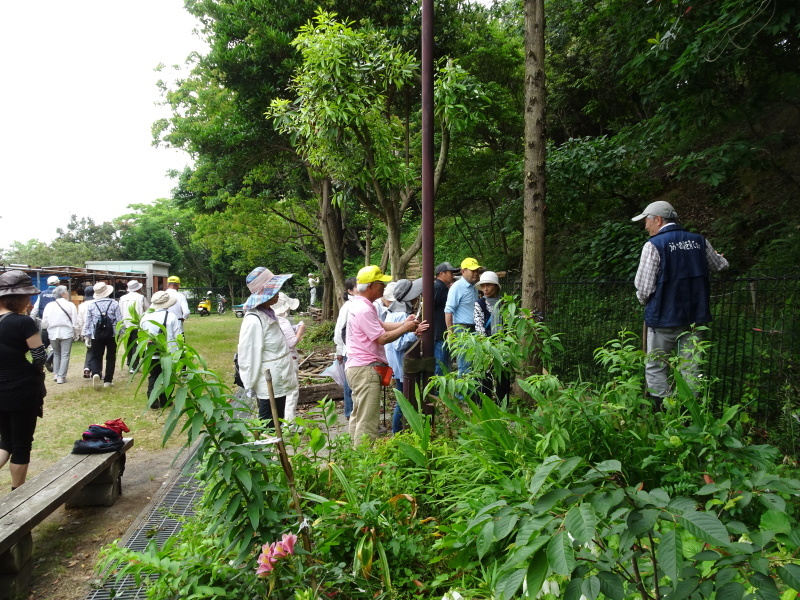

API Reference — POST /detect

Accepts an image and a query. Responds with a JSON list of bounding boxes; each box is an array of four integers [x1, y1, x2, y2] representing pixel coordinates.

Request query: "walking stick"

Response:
[[263, 368, 315, 578]]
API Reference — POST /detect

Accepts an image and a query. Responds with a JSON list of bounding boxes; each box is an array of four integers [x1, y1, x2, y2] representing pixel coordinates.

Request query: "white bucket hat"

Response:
[[477, 271, 500, 291], [127, 280, 143, 292], [93, 282, 114, 299], [150, 290, 177, 309], [273, 292, 300, 316]]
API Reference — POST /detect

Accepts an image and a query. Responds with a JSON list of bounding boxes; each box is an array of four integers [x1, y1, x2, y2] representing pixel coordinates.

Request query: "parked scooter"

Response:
[[197, 292, 213, 316]]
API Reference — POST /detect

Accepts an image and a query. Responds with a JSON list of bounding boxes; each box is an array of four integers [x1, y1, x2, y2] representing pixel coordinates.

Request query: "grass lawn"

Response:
[[0, 312, 245, 490]]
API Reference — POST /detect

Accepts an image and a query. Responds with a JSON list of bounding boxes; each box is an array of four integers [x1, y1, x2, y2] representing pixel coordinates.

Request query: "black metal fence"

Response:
[[505, 272, 799, 450]]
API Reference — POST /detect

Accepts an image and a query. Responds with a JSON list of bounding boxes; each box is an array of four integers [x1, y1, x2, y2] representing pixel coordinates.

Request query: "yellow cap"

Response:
[[167, 275, 181, 284], [356, 265, 392, 284], [460, 257, 482, 270]]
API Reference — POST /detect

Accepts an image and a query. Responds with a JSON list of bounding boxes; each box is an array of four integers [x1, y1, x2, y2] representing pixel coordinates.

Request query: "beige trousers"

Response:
[[346, 365, 382, 446]]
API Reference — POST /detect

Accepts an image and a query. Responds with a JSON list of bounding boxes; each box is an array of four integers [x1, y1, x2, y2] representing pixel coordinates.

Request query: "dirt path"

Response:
[[25, 443, 183, 600]]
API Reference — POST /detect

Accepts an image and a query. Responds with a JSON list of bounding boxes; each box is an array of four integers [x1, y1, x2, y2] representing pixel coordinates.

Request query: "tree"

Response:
[[521, 0, 547, 325], [269, 11, 484, 278]]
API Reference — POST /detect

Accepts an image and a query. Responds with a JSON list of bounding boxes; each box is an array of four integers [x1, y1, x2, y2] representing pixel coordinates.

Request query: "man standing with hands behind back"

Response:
[[345, 265, 428, 446], [632, 201, 729, 408], [444, 257, 482, 376]]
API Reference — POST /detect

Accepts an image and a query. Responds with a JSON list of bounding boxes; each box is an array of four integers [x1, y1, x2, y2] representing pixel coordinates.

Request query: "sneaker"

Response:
[[53, 374, 58, 382], [56, 377, 65, 384], [83, 368, 90, 379], [104, 382, 114, 388], [129, 368, 136, 374], [92, 374, 101, 390]]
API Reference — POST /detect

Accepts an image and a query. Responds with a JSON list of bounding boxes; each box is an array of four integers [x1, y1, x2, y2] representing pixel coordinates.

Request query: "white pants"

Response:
[[284, 361, 300, 422], [50, 337, 73, 380]]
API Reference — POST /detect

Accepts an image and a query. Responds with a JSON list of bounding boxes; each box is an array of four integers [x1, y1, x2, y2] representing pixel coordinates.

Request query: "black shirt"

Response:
[[0, 313, 42, 407], [433, 278, 449, 342]]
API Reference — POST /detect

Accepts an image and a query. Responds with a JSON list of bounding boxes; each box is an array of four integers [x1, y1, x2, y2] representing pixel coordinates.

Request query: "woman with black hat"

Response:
[[0, 270, 47, 489]]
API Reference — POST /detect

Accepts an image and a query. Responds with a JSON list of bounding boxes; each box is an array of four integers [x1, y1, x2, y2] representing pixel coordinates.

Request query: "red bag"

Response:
[[373, 365, 394, 387]]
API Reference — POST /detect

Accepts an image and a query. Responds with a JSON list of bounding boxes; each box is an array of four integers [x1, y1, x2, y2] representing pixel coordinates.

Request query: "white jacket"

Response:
[[41, 298, 79, 341], [237, 310, 298, 399], [333, 296, 355, 357], [119, 292, 149, 328]]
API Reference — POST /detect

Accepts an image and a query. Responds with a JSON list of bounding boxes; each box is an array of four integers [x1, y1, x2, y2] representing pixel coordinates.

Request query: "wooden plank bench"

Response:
[[0, 438, 133, 600]]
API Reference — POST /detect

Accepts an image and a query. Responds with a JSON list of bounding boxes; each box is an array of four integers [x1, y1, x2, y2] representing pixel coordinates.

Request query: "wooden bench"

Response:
[[0, 438, 133, 600]]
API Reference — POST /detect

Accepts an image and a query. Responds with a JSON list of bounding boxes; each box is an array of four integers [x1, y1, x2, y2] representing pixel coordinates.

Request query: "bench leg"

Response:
[[0, 532, 33, 600], [65, 460, 123, 508]]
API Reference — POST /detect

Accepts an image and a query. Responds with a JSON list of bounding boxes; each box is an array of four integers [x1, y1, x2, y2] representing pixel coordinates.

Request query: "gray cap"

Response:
[[632, 201, 678, 222], [434, 262, 460, 275], [83, 286, 94, 299]]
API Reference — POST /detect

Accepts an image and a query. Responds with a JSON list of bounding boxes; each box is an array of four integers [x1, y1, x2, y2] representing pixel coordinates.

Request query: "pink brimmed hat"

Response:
[[243, 267, 293, 309]]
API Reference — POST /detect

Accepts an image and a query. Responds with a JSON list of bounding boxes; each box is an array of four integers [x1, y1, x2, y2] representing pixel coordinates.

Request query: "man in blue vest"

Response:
[[30, 275, 60, 347], [632, 201, 729, 408]]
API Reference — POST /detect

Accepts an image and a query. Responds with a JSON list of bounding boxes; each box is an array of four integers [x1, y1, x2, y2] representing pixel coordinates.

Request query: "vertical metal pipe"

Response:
[[420, 0, 435, 395]]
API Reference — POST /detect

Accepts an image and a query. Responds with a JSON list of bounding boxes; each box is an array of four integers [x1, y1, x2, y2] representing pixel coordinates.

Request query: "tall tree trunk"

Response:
[[522, 0, 547, 370], [317, 177, 346, 317]]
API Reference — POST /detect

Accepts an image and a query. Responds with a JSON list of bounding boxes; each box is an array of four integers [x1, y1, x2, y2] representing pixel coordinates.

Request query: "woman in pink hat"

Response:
[[237, 268, 299, 430]]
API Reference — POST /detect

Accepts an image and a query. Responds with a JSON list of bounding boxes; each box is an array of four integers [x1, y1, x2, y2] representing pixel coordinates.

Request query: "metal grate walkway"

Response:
[[83, 466, 202, 599]]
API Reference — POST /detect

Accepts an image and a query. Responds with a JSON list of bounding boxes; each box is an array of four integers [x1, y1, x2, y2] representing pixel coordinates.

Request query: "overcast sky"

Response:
[[0, 0, 206, 248]]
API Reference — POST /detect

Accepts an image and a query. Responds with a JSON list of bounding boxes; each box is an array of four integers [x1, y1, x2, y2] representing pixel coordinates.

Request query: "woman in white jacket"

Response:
[[237, 267, 298, 431], [41, 286, 79, 384]]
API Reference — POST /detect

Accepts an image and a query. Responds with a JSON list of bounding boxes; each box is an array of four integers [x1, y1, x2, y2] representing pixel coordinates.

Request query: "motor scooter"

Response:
[[197, 293, 213, 316]]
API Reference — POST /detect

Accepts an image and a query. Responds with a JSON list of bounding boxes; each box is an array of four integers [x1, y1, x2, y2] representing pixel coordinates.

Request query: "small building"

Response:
[[85, 260, 171, 299]]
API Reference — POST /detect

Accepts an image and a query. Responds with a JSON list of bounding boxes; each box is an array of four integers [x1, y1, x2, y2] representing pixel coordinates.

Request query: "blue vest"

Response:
[[38, 286, 57, 315], [644, 226, 712, 328]]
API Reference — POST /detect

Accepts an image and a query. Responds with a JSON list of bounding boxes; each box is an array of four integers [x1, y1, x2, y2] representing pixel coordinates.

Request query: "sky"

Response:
[[0, 0, 206, 248]]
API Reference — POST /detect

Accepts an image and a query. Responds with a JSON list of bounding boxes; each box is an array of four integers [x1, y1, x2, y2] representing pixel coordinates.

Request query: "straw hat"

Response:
[[243, 267, 293, 309]]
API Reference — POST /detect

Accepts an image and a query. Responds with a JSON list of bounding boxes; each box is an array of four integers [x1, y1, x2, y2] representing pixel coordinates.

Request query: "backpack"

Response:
[[94, 300, 115, 341]]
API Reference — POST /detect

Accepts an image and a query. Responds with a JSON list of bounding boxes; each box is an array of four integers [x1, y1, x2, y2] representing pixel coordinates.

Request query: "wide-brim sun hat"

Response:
[[357, 265, 392, 284], [383, 281, 397, 302], [393, 278, 423, 302], [127, 280, 143, 292], [150, 290, 177, 309], [0, 270, 40, 297], [93, 282, 114, 299], [243, 267, 293, 309], [273, 292, 300, 316], [477, 271, 501, 290], [631, 201, 678, 222]]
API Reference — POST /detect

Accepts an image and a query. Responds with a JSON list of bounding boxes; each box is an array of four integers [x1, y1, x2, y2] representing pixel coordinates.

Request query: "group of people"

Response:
[[329, 259, 508, 445]]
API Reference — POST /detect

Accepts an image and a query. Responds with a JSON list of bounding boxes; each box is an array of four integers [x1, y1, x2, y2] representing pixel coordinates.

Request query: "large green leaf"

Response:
[[546, 530, 576, 576], [564, 504, 597, 544], [777, 564, 800, 592], [581, 576, 600, 600], [397, 441, 426, 468], [750, 572, 781, 600], [677, 511, 732, 549], [497, 568, 527, 600], [715, 581, 745, 600], [477, 520, 494, 560], [533, 488, 572, 516], [759, 509, 791, 534], [528, 456, 562, 497], [627, 508, 659, 536], [657, 529, 684, 583], [524, 549, 549, 599], [597, 571, 624, 600]]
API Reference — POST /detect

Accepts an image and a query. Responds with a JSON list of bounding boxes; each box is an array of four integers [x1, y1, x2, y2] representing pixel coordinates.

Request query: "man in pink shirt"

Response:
[[346, 265, 429, 445]]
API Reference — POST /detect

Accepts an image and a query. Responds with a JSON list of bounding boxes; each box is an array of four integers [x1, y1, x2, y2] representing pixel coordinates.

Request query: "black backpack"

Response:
[[94, 300, 115, 341]]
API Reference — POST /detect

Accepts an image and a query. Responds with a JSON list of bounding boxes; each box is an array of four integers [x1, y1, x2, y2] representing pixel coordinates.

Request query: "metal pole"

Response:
[[420, 0, 435, 402]]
